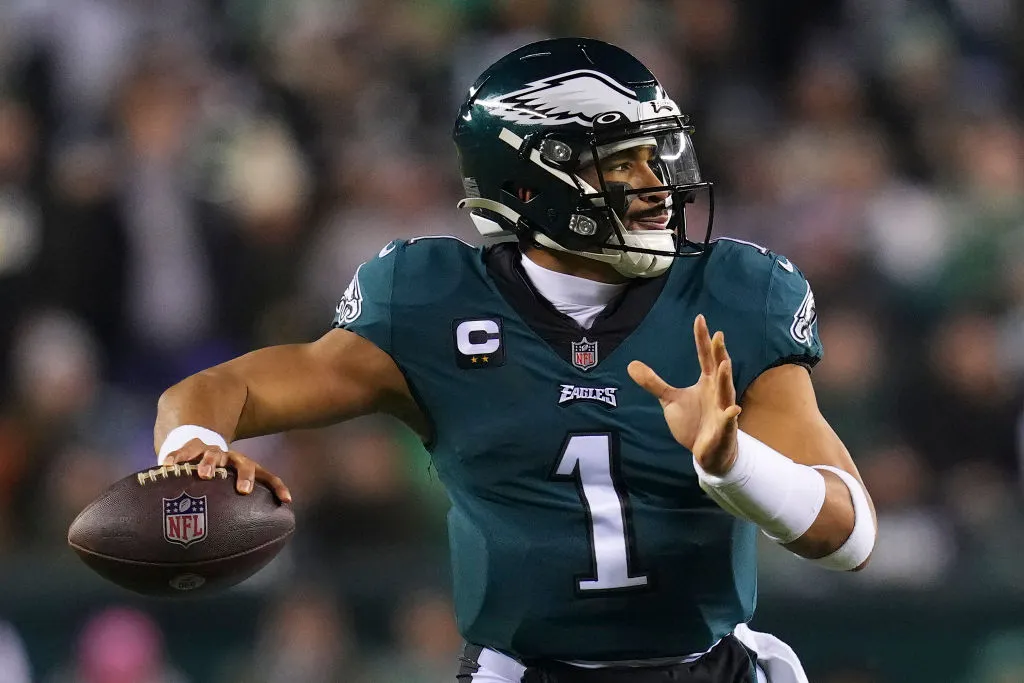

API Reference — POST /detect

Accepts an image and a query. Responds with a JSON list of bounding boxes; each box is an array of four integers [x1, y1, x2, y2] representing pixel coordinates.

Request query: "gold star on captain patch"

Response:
[[470, 356, 478, 363], [481, 356, 489, 363]]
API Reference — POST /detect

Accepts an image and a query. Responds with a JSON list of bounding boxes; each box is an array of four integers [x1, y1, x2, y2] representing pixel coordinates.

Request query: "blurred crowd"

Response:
[[0, 0, 1023, 681]]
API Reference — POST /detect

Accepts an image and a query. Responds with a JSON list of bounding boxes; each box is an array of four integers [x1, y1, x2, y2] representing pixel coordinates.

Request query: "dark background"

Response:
[[0, 0, 1023, 681]]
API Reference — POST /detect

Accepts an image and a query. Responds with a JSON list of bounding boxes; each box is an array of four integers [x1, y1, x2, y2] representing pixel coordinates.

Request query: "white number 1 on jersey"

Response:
[[554, 433, 649, 592]]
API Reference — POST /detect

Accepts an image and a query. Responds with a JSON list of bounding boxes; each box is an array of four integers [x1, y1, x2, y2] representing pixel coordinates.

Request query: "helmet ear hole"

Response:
[[503, 181, 539, 204]]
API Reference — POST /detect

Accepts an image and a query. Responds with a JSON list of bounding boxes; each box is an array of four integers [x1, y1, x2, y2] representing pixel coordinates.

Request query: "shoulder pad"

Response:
[[384, 235, 481, 278], [707, 236, 803, 281], [405, 235, 477, 249], [331, 236, 478, 348], [711, 236, 772, 256], [700, 236, 822, 386]]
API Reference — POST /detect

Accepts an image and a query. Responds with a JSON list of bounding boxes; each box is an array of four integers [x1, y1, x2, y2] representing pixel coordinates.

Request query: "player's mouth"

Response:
[[626, 212, 671, 231]]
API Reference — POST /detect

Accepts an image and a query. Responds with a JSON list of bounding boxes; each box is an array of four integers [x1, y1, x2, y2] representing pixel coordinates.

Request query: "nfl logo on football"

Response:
[[571, 338, 598, 371], [163, 493, 208, 548]]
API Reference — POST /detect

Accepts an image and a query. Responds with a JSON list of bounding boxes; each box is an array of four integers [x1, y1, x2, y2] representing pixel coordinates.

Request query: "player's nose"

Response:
[[637, 186, 670, 205], [635, 167, 669, 203]]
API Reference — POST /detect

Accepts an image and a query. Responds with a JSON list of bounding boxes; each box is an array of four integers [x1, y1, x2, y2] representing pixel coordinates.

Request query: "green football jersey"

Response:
[[331, 236, 822, 662]]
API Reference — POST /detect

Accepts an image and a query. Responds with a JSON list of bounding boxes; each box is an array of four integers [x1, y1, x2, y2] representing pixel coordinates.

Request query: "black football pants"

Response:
[[457, 636, 758, 683]]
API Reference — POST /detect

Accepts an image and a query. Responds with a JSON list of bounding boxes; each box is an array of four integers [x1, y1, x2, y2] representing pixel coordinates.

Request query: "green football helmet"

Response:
[[453, 38, 714, 278]]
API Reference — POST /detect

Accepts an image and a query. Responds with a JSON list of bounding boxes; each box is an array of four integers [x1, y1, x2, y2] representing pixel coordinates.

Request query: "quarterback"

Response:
[[156, 39, 876, 682]]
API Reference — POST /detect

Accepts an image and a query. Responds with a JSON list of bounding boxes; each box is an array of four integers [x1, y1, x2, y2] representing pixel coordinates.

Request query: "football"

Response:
[[67, 462, 295, 596]]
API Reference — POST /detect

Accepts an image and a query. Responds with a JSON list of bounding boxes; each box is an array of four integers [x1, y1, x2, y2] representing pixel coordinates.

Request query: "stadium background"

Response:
[[0, 0, 1023, 681]]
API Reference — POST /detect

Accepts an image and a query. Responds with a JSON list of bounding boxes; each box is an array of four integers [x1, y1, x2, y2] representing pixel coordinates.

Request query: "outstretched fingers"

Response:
[[708, 329, 737, 410], [711, 329, 733, 367], [628, 360, 675, 402], [716, 357, 740, 416], [693, 315, 715, 375]]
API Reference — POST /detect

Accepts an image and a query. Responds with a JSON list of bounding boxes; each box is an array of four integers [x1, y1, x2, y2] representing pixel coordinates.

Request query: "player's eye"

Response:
[[603, 161, 631, 174]]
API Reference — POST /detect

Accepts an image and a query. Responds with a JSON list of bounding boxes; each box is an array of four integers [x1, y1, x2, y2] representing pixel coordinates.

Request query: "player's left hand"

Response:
[[628, 314, 740, 476]]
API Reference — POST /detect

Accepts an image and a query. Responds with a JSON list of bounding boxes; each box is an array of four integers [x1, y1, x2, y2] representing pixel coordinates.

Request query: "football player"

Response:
[[156, 39, 876, 683]]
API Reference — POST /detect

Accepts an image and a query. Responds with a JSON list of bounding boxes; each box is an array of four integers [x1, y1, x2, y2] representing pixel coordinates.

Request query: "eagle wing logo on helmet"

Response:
[[484, 69, 641, 127]]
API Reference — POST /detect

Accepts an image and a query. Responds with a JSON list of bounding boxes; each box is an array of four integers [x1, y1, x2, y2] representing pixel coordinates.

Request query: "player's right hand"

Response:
[[161, 439, 293, 503]]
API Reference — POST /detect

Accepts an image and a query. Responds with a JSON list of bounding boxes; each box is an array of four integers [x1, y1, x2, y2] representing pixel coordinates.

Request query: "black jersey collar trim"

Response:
[[484, 243, 669, 371]]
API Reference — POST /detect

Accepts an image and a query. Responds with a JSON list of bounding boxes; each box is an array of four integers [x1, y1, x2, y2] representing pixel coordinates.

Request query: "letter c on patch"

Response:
[[456, 319, 501, 355]]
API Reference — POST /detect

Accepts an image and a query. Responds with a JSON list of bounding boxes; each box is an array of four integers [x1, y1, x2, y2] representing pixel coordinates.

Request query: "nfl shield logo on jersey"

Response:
[[571, 338, 599, 371], [163, 493, 207, 547]]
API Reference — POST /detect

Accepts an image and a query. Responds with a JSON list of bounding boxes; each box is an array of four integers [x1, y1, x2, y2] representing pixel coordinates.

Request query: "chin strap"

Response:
[[457, 197, 674, 278], [604, 228, 676, 278], [533, 233, 621, 265], [534, 231, 675, 279]]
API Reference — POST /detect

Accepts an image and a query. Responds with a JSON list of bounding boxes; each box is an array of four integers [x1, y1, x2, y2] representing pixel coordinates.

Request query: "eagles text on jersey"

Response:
[[331, 235, 822, 661]]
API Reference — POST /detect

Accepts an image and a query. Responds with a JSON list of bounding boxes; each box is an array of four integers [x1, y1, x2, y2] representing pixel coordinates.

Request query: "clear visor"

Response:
[[579, 126, 702, 191]]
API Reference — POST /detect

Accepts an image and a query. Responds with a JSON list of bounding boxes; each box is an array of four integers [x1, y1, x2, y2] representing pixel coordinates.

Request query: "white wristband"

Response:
[[158, 425, 230, 465], [809, 465, 876, 571], [695, 430, 826, 544]]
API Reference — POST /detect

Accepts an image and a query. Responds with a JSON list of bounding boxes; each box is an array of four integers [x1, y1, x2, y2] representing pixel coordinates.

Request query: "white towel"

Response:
[[734, 623, 810, 683]]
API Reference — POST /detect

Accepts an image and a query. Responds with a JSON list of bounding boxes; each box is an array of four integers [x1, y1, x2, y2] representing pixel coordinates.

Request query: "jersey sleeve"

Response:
[[761, 256, 823, 372], [330, 240, 402, 355]]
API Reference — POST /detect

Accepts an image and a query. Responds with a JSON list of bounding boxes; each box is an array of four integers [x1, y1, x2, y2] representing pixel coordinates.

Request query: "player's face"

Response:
[[577, 145, 672, 231]]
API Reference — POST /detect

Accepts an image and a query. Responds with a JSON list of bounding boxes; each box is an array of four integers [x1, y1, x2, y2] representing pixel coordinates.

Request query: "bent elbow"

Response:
[[850, 553, 872, 572]]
